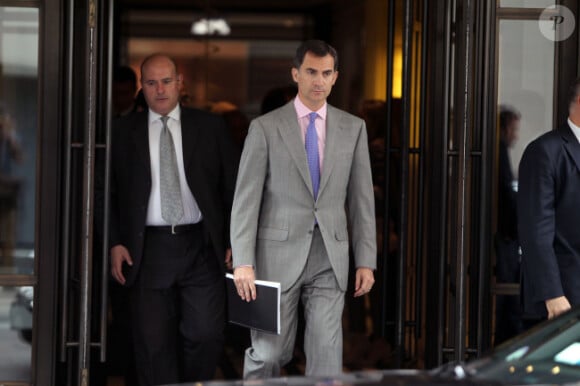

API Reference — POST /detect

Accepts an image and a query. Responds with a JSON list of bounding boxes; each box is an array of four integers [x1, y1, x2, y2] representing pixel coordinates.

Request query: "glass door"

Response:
[[0, 5, 38, 385], [491, 1, 576, 346]]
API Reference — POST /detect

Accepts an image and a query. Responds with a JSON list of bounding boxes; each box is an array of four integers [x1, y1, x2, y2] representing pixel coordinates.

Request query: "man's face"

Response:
[[140, 56, 182, 116], [504, 118, 520, 147], [292, 52, 338, 111]]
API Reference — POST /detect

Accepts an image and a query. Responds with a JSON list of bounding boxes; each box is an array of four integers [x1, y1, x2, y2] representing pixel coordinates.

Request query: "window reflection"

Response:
[[493, 17, 554, 346], [500, 0, 555, 9], [497, 19, 554, 174], [0, 7, 37, 276], [0, 6, 37, 384]]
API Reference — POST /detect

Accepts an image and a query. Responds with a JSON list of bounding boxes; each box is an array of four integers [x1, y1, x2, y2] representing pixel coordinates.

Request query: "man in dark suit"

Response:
[[109, 54, 239, 385], [495, 105, 523, 344], [518, 78, 580, 321]]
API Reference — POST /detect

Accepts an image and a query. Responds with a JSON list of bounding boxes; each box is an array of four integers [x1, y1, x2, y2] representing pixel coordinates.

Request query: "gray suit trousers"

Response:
[[243, 227, 345, 378]]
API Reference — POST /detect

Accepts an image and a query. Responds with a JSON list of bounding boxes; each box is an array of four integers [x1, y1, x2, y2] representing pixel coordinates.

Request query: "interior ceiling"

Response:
[[118, 0, 333, 12], [118, 0, 337, 40]]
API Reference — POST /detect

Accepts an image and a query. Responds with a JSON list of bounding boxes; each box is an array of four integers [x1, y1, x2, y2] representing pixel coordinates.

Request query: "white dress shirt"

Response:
[[568, 118, 580, 143], [146, 105, 203, 225]]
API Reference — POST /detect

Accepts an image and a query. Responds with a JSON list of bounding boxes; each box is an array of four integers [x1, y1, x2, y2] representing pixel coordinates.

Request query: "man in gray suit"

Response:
[[231, 40, 377, 378]]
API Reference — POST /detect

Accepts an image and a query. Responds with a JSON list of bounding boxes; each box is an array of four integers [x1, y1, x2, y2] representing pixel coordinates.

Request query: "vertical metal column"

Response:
[[435, 0, 453, 367], [452, 0, 474, 363], [77, 0, 99, 383], [59, 0, 111, 382], [384, 0, 429, 366], [382, 0, 395, 343], [98, 0, 114, 363], [474, 0, 495, 357], [393, 0, 413, 368], [423, 0, 498, 368], [59, 0, 76, 364], [414, 0, 429, 344]]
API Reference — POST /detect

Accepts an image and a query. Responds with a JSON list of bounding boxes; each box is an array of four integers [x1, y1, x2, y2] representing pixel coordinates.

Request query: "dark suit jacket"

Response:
[[110, 106, 239, 287], [497, 139, 517, 240], [518, 124, 580, 317]]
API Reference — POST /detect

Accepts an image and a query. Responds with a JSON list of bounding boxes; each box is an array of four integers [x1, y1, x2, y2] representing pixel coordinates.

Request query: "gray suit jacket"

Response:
[[231, 101, 376, 291]]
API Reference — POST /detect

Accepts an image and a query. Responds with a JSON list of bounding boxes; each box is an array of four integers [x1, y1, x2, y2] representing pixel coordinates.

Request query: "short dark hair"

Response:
[[293, 40, 338, 71], [568, 78, 580, 107], [499, 105, 521, 131]]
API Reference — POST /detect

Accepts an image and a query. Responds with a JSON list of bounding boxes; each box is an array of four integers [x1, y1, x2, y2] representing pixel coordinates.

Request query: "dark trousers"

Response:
[[130, 224, 225, 386], [108, 280, 138, 385]]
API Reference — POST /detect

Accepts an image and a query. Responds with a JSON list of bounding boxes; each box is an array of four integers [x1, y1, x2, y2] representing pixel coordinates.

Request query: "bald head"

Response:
[[141, 54, 178, 78], [140, 54, 183, 116]]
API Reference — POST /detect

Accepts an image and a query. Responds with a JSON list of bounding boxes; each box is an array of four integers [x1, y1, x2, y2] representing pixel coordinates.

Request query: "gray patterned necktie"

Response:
[[159, 116, 184, 226]]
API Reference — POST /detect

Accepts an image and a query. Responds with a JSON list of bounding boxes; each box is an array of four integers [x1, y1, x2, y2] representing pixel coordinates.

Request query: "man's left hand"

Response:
[[546, 296, 571, 319], [354, 267, 375, 297]]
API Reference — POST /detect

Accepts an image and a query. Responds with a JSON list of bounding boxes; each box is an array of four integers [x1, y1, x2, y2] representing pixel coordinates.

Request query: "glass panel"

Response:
[[500, 0, 555, 8], [0, 7, 38, 383], [0, 286, 32, 381], [497, 19, 554, 178], [493, 18, 554, 344], [0, 7, 38, 276]]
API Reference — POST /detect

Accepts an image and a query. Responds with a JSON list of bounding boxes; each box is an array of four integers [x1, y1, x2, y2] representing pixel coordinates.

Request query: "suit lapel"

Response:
[[180, 108, 200, 169], [132, 112, 151, 170], [562, 125, 580, 172], [318, 106, 340, 197], [277, 103, 314, 196]]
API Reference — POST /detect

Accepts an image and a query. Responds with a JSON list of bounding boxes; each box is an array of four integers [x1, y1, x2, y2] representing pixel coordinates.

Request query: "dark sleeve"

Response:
[[517, 138, 563, 305], [108, 117, 124, 249]]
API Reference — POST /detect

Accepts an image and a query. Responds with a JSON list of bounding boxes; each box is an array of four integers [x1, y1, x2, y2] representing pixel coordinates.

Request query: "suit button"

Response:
[[308, 230, 313, 235]]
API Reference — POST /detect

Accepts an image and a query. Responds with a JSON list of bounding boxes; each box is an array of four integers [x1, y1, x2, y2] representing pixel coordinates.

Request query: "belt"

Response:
[[146, 222, 202, 235]]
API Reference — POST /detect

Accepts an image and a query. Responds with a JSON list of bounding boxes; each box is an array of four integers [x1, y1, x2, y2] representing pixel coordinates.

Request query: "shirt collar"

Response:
[[148, 104, 181, 124], [568, 118, 580, 143], [293, 96, 327, 120]]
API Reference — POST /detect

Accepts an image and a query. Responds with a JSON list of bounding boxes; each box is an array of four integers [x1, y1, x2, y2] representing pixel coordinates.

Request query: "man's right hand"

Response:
[[545, 296, 571, 319], [110, 245, 133, 285], [233, 266, 256, 302]]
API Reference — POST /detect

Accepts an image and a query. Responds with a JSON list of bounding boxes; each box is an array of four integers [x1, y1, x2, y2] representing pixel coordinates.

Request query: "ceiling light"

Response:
[[191, 18, 231, 36]]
